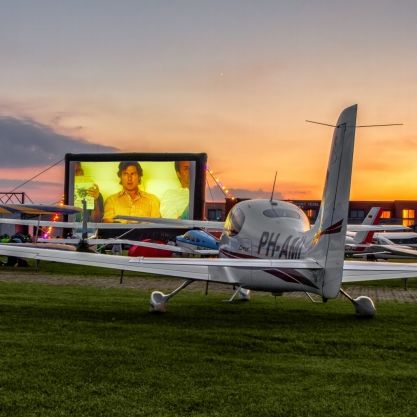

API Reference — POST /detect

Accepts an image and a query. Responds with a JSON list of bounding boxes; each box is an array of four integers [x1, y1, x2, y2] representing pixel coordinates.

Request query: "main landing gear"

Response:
[[149, 281, 251, 312], [339, 288, 376, 318], [226, 286, 251, 303], [149, 279, 194, 312]]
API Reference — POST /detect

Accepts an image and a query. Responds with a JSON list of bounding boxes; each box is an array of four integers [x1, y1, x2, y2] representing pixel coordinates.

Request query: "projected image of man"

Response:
[[160, 161, 190, 219], [103, 161, 160, 222]]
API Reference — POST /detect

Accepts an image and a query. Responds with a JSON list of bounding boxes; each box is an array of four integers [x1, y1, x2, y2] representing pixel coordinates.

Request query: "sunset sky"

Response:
[[1, 1, 417, 203]]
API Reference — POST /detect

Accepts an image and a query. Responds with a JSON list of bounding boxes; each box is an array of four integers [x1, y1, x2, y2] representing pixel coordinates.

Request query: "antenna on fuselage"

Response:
[[270, 171, 278, 202]]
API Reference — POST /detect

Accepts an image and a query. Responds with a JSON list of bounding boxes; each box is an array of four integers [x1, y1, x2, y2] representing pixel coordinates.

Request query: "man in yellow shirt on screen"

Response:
[[103, 161, 160, 222]]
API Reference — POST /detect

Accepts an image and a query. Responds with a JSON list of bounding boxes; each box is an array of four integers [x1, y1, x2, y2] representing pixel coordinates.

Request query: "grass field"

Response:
[[0, 277, 416, 417]]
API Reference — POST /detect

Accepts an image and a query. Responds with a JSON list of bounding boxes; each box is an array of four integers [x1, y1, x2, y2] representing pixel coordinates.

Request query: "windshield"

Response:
[[224, 206, 245, 236], [262, 208, 300, 219]]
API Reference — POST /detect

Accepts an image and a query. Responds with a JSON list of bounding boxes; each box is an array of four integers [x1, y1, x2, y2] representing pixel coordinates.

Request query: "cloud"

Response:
[[0, 116, 118, 168], [0, 179, 64, 204], [0, 178, 60, 189]]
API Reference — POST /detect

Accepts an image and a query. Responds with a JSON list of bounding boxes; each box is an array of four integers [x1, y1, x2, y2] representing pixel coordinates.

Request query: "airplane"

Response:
[[345, 206, 384, 245], [344, 207, 417, 260], [125, 230, 219, 258], [175, 230, 219, 253], [0, 204, 83, 252], [0, 204, 403, 255], [345, 207, 409, 241], [124, 229, 219, 257], [0, 204, 219, 256], [2, 104, 417, 318]]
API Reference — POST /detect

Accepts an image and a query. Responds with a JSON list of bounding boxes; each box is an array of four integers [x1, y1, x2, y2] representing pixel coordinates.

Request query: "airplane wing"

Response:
[[0, 243, 320, 283], [0, 244, 320, 283], [346, 224, 409, 232], [1, 242, 77, 251], [342, 260, 417, 283], [0, 203, 81, 215], [114, 215, 225, 230], [37, 238, 219, 255], [119, 239, 219, 255], [0, 218, 188, 230], [352, 251, 393, 259], [1, 244, 416, 286], [347, 243, 417, 259]]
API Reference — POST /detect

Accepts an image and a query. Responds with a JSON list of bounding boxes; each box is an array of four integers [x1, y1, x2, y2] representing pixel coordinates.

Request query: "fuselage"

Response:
[[176, 229, 219, 251], [220, 200, 310, 259], [216, 200, 321, 293]]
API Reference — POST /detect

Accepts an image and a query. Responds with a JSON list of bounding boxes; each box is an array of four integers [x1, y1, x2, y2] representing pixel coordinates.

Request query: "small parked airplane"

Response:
[[0, 205, 219, 256], [2, 104, 417, 318], [344, 207, 417, 260], [345, 207, 384, 248]]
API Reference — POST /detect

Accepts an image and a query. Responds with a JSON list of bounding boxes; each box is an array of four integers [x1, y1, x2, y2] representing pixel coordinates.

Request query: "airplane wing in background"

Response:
[[114, 215, 225, 230], [37, 238, 219, 256], [0, 218, 189, 230], [0, 203, 82, 216], [342, 260, 417, 282], [1, 242, 77, 251], [346, 243, 417, 260], [346, 224, 408, 232]]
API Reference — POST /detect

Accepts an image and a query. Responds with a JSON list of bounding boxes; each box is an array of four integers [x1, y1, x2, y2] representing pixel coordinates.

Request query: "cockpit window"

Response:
[[262, 208, 300, 219], [224, 207, 245, 236]]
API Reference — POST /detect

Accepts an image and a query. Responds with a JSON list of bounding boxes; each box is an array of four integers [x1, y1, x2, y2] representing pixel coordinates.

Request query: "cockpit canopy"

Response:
[[223, 200, 310, 237], [263, 205, 309, 231], [262, 207, 300, 219], [224, 206, 245, 236]]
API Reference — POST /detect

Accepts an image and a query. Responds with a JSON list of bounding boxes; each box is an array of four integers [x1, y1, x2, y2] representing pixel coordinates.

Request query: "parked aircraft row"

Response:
[[1, 205, 414, 260], [1, 105, 417, 318], [344, 207, 417, 260]]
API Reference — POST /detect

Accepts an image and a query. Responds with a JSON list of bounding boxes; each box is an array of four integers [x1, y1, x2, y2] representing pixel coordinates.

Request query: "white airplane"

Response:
[[0, 204, 219, 256], [344, 207, 417, 260], [2, 104, 417, 318], [346, 207, 384, 244]]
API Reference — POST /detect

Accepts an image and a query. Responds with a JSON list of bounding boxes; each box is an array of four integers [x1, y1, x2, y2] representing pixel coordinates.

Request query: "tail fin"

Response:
[[353, 207, 382, 244], [307, 104, 357, 298]]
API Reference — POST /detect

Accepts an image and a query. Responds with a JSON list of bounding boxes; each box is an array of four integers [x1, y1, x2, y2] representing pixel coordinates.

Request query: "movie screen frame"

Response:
[[64, 153, 207, 223]]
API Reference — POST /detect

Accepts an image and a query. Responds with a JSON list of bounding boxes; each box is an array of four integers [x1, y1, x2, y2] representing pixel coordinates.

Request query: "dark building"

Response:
[[205, 199, 417, 229]]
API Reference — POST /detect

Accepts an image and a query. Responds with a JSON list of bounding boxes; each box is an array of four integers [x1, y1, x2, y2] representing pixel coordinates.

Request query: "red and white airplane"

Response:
[[345, 207, 417, 260], [1, 104, 417, 317]]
